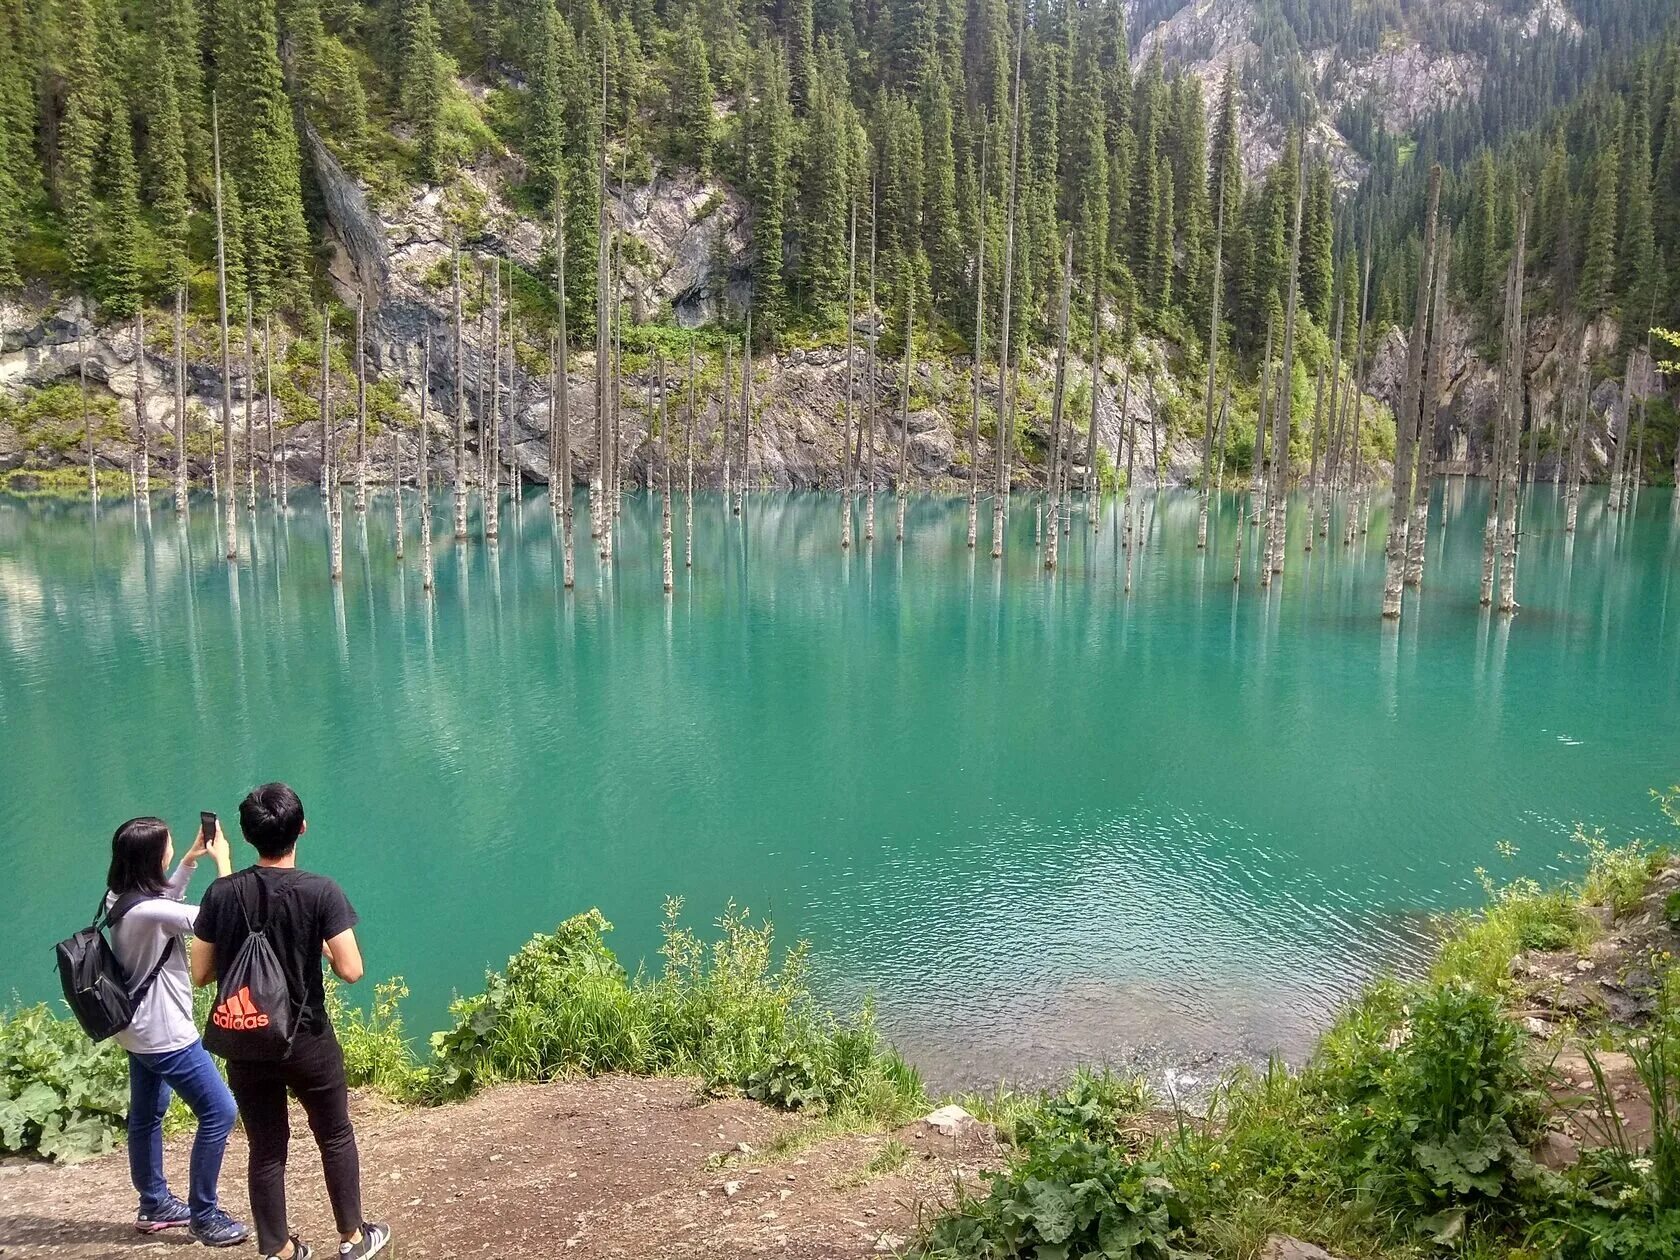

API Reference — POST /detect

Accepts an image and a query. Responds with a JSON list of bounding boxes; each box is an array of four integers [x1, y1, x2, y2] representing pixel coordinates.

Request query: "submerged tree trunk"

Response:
[[896, 287, 914, 543], [1198, 183, 1225, 549], [1381, 164, 1441, 619], [864, 209, 878, 543], [80, 336, 96, 502], [1304, 368, 1324, 552], [737, 317, 751, 516], [1085, 268, 1103, 534], [992, 17, 1024, 561], [1496, 209, 1529, 615], [323, 312, 342, 580], [242, 298, 255, 511], [1250, 315, 1273, 526], [685, 341, 696, 569], [420, 337, 435, 591], [841, 200, 856, 550], [265, 315, 281, 507], [453, 246, 468, 541], [132, 312, 148, 498], [720, 342, 732, 500], [486, 263, 502, 541], [1406, 226, 1451, 587], [1046, 237, 1073, 571], [1566, 355, 1587, 534], [660, 354, 673, 593], [968, 148, 987, 551], [212, 102, 237, 560], [1265, 171, 1305, 582], [172, 290, 188, 515]]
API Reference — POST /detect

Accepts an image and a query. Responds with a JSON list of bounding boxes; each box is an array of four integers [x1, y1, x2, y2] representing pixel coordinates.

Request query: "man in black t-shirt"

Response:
[[193, 783, 392, 1260]]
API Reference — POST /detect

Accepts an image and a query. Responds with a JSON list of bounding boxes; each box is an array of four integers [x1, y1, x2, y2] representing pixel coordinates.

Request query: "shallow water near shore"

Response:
[[2, 480, 1677, 1090]]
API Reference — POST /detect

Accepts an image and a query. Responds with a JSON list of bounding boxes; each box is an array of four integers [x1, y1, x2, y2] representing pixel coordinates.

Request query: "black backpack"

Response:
[[54, 893, 177, 1042], [202, 874, 296, 1061]]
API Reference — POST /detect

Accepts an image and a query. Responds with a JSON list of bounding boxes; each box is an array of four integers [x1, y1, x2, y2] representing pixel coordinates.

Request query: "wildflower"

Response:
[[1208, 1161, 1222, 1173], [1631, 1158, 1654, 1174]]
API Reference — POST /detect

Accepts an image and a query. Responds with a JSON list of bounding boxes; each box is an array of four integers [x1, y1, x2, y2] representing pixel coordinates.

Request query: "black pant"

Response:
[[226, 1027, 363, 1255]]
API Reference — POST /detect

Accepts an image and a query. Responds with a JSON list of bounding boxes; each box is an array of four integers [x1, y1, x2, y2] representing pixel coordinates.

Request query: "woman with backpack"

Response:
[[105, 816, 251, 1248]]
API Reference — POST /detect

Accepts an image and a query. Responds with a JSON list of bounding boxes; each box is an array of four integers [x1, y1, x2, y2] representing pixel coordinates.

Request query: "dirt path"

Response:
[[0, 1077, 1000, 1259]]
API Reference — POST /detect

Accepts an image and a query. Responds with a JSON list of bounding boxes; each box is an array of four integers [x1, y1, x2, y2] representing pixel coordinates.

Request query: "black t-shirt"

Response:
[[196, 866, 358, 1039]]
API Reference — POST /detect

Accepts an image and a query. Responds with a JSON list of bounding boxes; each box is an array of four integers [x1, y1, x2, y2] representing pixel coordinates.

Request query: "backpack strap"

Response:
[[127, 937, 178, 1003]]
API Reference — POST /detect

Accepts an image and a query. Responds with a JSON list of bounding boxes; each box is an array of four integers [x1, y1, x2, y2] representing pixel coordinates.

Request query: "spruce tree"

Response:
[[797, 47, 853, 313], [744, 40, 793, 342], [401, 0, 447, 180], [669, 13, 713, 174], [152, 54, 192, 292], [528, 4, 567, 200], [1620, 73, 1657, 340], [103, 99, 144, 317], [1581, 138, 1621, 317], [60, 0, 105, 291], [1302, 159, 1334, 328], [156, 0, 208, 185], [0, 115, 16, 288], [922, 71, 962, 315], [220, 0, 311, 310], [1152, 151, 1173, 311]]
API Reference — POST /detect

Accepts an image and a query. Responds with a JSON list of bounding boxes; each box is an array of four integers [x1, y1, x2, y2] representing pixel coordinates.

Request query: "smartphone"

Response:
[[200, 811, 217, 847]]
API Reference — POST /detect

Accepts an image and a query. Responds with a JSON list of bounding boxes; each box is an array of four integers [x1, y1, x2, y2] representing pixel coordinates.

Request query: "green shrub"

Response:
[[422, 901, 923, 1127], [328, 977, 422, 1101], [0, 1004, 127, 1162], [925, 1139, 1194, 1259], [1343, 984, 1544, 1234], [1013, 1067, 1152, 1149]]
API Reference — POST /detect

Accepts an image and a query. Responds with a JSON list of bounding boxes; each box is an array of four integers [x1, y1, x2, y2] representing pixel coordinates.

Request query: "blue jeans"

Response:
[[127, 1041, 237, 1228]]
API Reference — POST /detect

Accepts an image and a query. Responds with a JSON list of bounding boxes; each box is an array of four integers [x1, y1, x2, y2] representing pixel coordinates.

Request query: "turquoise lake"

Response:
[[2, 481, 1676, 1088]]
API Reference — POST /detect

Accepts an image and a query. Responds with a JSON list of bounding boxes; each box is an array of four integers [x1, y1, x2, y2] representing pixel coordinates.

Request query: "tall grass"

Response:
[[416, 900, 925, 1128]]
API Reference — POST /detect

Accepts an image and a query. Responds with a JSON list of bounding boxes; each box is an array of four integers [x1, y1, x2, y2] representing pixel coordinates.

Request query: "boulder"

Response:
[[1261, 1237, 1347, 1260]]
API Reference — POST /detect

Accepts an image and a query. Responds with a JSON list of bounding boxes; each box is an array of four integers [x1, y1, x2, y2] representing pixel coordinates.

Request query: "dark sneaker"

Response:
[[191, 1209, 252, 1248], [265, 1239, 312, 1260], [339, 1222, 391, 1258], [135, 1193, 191, 1233]]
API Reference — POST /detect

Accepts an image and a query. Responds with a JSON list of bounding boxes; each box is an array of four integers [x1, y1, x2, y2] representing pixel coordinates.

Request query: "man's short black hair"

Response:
[[240, 782, 305, 859]]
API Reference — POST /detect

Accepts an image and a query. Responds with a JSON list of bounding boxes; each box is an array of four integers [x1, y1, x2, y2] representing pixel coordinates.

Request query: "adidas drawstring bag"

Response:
[[203, 875, 296, 1060]]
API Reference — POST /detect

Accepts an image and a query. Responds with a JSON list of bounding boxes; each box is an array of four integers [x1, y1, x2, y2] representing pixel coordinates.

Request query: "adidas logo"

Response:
[[212, 986, 271, 1031]]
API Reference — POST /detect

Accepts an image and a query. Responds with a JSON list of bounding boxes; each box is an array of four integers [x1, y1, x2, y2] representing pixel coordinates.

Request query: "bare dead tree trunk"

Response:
[[1496, 207, 1529, 615], [720, 342, 732, 499], [1319, 276, 1345, 539], [452, 246, 468, 540], [486, 263, 501, 541], [660, 353, 673, 593], [353, 296, 367, 513], [1198, 181, 1225, 549], [324, 311, 342, 580], [685, 340, 695, 569], [1265, 166, 1305, 582], [1566, 353, 1587, 534], [265, 315, 281, 508], [736, 315, 750, 516], [1405, 225, 1451, 587], [896, 287, 913, 542], [173, 290, 188, 515], [992, 15, 1024, 561], [1214, 383, 1232, 493], [1085, 264, 1103, 533], [211, 101, 237, 559], [1304, 367, 1324, 553], [420, 337, 435, 591], [1250, 314, 1273, 526], [1342, 223, 1375, 546], [841, 198, 856, 550], [1046, 235, 1073, 571], [132, 311, 148, 497], [392, 371, 405, 559], [865, 206, 878, 543], [968, 144, 987, 550], [80, 335, 96, 501], [241, 298, 255, 511], [1382, 164, 1440, 619]]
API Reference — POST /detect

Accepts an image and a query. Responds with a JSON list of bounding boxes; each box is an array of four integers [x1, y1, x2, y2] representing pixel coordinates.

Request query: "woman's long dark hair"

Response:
[[108, 817, 171, 897]]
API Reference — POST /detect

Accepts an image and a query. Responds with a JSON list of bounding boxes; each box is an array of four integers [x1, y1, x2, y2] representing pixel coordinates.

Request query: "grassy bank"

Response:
[[1, 898, 925, 1163], [918, 800, 1679, 1260], [4, 802, 1678, 1260]]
